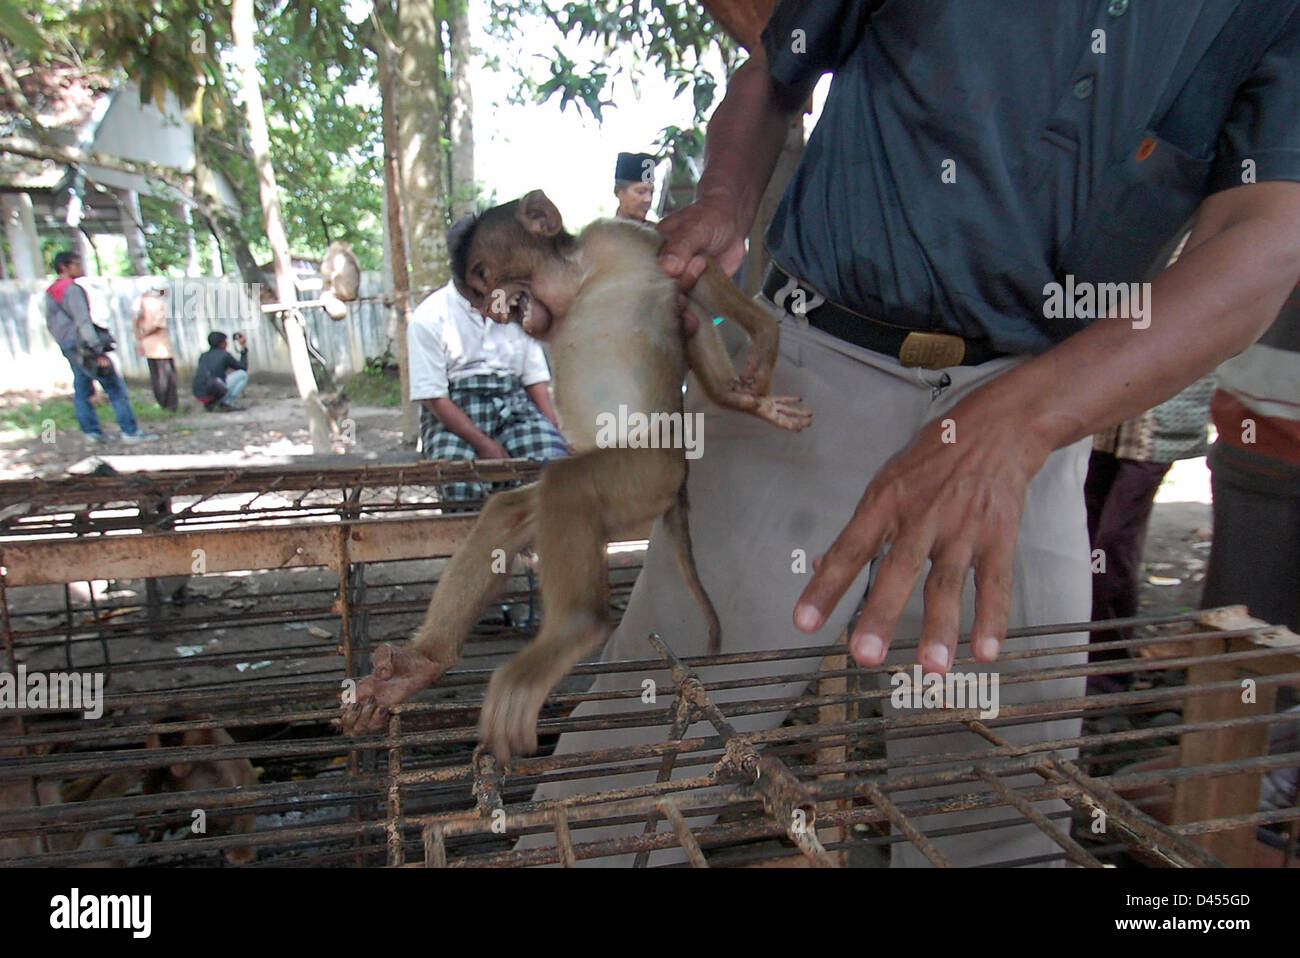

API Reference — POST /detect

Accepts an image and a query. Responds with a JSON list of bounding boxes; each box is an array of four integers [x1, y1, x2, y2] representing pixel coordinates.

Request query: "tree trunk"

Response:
[[397, 0, 451, 303], [176, 200, 201, 276], [446, 0, 475, 219], [115, 188, 150, 275], [193, 132, 263, 286], [379, 27, 418, 446], [208, 230, 224, 275], [231, 0, 333, 453], [1, 192, 41, 279]]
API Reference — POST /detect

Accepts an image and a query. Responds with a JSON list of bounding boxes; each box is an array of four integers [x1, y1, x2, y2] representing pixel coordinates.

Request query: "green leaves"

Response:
[[0, 0, 43, 57], [489, 1, 736, 124]]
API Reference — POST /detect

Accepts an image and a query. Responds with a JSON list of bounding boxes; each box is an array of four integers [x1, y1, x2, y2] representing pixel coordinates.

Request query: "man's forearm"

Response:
[[524, 382, 561, 428], [697, 52, 803, 235], [968, 184, 1300, 458], [424, 397, 493, 451]]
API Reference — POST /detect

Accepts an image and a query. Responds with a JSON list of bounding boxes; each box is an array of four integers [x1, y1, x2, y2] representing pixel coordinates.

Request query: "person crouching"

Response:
[[192, 330, 249, 412]]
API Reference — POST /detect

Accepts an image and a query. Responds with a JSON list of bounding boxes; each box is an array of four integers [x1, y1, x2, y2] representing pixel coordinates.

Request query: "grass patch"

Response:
[[344, 358, 402, 408], [0, 387, 182, 437]]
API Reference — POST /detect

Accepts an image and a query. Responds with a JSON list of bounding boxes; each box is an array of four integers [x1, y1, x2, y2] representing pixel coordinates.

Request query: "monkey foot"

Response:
[[756, 395, 813, 432], [338, 643, 446, 735], [477, 658, 554, 762]]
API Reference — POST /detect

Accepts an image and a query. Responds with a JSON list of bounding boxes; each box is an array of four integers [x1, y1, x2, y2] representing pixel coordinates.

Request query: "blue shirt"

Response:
[[762, 0, 1300, 354]]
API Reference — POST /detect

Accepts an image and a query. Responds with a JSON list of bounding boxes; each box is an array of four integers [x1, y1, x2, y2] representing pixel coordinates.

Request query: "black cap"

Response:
[[615, 152, 657, 183]]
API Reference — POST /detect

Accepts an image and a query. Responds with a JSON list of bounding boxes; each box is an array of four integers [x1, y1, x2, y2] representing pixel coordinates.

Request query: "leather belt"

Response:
[[761, 265, 1006, 368]]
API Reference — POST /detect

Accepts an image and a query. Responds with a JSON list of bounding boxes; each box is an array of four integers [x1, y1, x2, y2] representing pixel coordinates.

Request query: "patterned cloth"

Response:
[[1093, 376, 1214, 464], [419, 374, 568, 502]]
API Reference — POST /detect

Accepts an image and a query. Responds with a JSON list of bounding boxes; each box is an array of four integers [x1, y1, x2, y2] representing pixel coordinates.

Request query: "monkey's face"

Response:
[[455, 191, 574, 338], [462, 262, 554, 338]]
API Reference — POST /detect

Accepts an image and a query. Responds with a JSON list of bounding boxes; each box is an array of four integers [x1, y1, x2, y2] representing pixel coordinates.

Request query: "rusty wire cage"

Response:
[[1, 462, 1297, 868]]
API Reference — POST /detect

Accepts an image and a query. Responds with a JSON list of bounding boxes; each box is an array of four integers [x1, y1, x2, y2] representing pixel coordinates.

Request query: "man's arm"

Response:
[[524, 381, 561, 429], [658, 47, 811, 288], [796, 181, 1300, 674], [64, 284, 101, 349], [519, 337, 561, 429], [423, 398, 507, 458]]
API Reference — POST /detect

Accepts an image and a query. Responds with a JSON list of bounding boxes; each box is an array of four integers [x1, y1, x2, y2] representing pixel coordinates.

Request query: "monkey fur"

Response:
[[342, 190, 812, 760]]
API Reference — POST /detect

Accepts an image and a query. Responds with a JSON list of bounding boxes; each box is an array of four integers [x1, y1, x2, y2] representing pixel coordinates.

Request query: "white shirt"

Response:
[[407, 282, 551, 401]]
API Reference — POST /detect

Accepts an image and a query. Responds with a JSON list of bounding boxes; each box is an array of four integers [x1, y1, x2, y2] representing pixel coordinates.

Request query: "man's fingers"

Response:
[[970, 536, 1015, 663], [680, 255, 708, 291], [916, 547, 974, 674], [849, 536, 929, 666], [795, 510, 885, 635], [680, 303, 702, 339]]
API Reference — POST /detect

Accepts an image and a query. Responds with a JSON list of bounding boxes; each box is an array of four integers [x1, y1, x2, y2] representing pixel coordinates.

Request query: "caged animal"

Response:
[[342, 190, 812, 760]]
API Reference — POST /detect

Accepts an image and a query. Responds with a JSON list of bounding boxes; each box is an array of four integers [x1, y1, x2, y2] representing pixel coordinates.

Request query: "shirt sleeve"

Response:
[[519, 337, 551, 387], [65, 284, 100, 348], [761, 0, 875, 90], [1209, 12, 1300, 191], [408, 314, 450, 401]]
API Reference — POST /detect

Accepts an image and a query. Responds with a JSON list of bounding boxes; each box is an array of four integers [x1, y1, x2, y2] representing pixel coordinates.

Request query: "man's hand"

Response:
[[96, 355, 110, 368], [660, 198, 747, 340], [233, 332, 247, 349], [475, 437, 509, 459], [658, 196, 747, 292], [794, 394, 1051, 674]]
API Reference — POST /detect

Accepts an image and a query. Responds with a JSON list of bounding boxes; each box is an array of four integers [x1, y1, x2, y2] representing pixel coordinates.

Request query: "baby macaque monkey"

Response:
[[341, 190, 812, 760], [320, 241, 361, 320], [145, 720, 260, 865]]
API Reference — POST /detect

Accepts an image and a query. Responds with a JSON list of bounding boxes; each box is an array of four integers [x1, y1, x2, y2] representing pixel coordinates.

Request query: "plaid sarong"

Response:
[[419, 374, 568, 502]]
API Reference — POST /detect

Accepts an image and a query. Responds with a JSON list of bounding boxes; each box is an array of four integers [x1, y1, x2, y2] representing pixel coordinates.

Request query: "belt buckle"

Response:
[[899, 331, 965, 369]]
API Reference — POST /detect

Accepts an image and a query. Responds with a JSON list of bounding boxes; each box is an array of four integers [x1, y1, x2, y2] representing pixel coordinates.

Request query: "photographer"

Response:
[[43, 250, 155, 444], [192, 330, 250, 413]]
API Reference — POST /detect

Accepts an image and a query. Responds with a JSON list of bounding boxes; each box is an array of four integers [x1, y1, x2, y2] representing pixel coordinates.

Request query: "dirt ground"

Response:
[[0, 380, 1215, 619], [0, 381, 409, 479]]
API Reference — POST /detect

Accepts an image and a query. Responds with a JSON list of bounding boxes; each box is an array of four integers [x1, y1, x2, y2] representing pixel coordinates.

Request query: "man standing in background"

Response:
[[613, 151, 657, 222], [133, 282, 178, 411], [1201, 289, 1300, 632], [44, 250, 155, 445]]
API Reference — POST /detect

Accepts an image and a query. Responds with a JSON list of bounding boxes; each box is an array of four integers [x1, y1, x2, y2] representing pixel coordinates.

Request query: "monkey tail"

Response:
[[663, 477, 722, 654]]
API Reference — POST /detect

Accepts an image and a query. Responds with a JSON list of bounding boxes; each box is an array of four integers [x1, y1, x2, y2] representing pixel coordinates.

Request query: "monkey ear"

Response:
[[518, 190, 563, 237]]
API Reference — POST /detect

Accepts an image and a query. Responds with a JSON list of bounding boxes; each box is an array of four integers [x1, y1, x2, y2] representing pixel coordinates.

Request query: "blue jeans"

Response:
[[223, 369, 248, 404], [61, 345, 139, 437]]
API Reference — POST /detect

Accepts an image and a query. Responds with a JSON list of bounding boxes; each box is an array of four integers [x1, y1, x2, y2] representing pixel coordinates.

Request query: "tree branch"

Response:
[[0, 134, 200, 207]]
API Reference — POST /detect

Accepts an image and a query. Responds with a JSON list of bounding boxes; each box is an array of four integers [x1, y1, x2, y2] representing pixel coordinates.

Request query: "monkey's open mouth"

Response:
[[508, 290, 552, 337]]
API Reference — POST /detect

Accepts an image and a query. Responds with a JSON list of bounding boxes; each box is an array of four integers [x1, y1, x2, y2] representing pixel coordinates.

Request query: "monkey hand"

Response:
[[338, 643, 446, 735], [720, 383, 812, 432], [478, 649, 557, 762]]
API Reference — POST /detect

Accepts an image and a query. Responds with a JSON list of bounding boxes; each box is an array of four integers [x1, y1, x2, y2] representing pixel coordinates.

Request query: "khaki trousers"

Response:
[[518, 308, 1091, 866]]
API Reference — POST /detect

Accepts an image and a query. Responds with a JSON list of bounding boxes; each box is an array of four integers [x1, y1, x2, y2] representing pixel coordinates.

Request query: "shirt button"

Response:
[[1107, 0, 1129, 15], [1073, 76, 1095, 99]]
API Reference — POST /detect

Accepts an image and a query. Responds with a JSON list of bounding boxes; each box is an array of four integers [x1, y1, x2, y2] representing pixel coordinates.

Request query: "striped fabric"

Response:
[[419, 374, 568, 502]]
